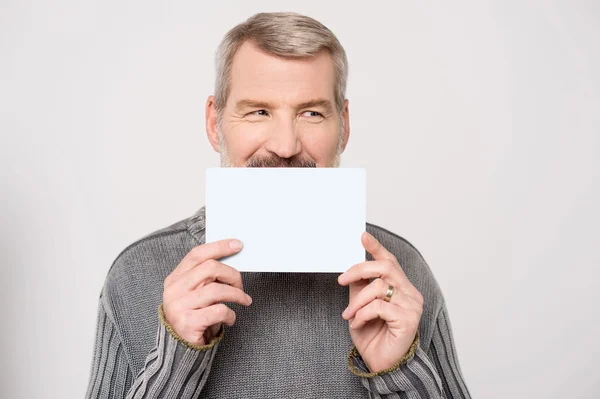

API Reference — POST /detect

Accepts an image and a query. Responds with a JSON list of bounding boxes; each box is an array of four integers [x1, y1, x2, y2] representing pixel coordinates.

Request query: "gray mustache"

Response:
[[246, 156, 316, 168]]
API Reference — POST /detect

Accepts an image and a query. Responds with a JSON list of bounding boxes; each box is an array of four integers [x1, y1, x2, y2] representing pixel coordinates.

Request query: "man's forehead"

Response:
[[228, 41, 336, 105]]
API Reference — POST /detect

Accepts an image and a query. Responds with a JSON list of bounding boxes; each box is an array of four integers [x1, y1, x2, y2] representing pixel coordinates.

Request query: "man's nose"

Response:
[[263, 119, 302, 159]]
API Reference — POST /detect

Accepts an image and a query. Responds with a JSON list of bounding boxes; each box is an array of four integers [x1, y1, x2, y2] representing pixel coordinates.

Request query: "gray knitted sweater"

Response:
[[85, 206, 471, 398]]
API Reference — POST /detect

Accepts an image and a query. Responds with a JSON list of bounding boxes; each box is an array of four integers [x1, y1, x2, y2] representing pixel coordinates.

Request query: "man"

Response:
[[85, 12, 471, 399]]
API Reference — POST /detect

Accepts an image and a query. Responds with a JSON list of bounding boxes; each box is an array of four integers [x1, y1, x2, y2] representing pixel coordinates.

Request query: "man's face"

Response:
[[205, 40, 349, 167]]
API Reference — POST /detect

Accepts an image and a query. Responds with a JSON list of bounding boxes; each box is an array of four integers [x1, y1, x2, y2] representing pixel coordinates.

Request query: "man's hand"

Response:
[[162, 239, 253, 346], [338, 232, 423, 373]]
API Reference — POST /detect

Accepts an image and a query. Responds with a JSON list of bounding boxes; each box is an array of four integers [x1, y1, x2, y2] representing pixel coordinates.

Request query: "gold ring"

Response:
[[384, 285, 394, 302]]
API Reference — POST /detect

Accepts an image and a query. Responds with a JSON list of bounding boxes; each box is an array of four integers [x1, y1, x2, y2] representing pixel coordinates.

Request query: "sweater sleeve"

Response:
[[348, 303, 471, 399], [85, 300, 223, 399]]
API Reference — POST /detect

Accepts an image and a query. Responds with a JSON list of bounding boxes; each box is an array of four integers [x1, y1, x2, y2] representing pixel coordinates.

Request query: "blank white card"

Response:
[[205, 167, 366, 272]]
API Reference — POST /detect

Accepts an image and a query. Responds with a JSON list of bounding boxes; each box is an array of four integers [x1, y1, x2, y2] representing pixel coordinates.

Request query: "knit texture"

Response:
[[85, 206, 471, 398]]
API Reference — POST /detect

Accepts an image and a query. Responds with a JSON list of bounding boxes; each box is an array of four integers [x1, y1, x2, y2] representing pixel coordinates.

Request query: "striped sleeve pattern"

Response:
[[427, 304, 471, 399], [349, 304, 471, 399], [85, 302, 221, 399]]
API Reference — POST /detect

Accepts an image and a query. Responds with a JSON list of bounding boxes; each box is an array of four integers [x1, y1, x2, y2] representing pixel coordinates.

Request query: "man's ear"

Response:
[[340, 99, 350, 153], [205, 95, 221, 152]]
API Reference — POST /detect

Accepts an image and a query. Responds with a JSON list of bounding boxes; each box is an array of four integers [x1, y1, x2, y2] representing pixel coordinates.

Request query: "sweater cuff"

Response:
[[347, 331, 445, 395], [126, 308, 223, 397], [158, 303, 224, 351], [348, 331, 420, 378]]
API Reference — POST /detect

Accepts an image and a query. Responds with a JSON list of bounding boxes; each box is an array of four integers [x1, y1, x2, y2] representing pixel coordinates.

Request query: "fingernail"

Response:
[[342, 309, 348, 319], [350, 321, 356, 329], [247, 296, 253, 305], [229, 240, 243, 250], [364, 232, 374, 242]]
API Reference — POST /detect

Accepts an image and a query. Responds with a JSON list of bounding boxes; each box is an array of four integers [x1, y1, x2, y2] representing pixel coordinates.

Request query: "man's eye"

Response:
[[302, 111, 323, 117], [249, 110, 269, 116]]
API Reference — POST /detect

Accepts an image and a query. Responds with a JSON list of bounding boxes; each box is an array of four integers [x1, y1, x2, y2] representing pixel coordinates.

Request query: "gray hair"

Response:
[[213, 12, 349, 115]]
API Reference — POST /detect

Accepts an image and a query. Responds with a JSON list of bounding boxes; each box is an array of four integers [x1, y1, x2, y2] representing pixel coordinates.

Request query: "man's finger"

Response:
[[171, 259, 244, 294], [362, 232, 396, 262], [172, 239, 243, 276], [338, 259, 408, 289], [194, 303, 238, 328], [343, 278, 421, 320], [348, 278, 369, 304], [180, 282, 252, 309], [350, 299, 399, 329]]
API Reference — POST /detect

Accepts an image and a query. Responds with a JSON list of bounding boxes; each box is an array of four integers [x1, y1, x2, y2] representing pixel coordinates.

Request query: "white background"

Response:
[[1, 1, 599, 398]]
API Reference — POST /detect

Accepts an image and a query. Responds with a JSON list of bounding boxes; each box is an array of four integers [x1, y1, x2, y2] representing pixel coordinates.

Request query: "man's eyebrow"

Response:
[[296, 98, 334, 113], [234, 99, 276, 110], [234, 98, 335, 113]]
